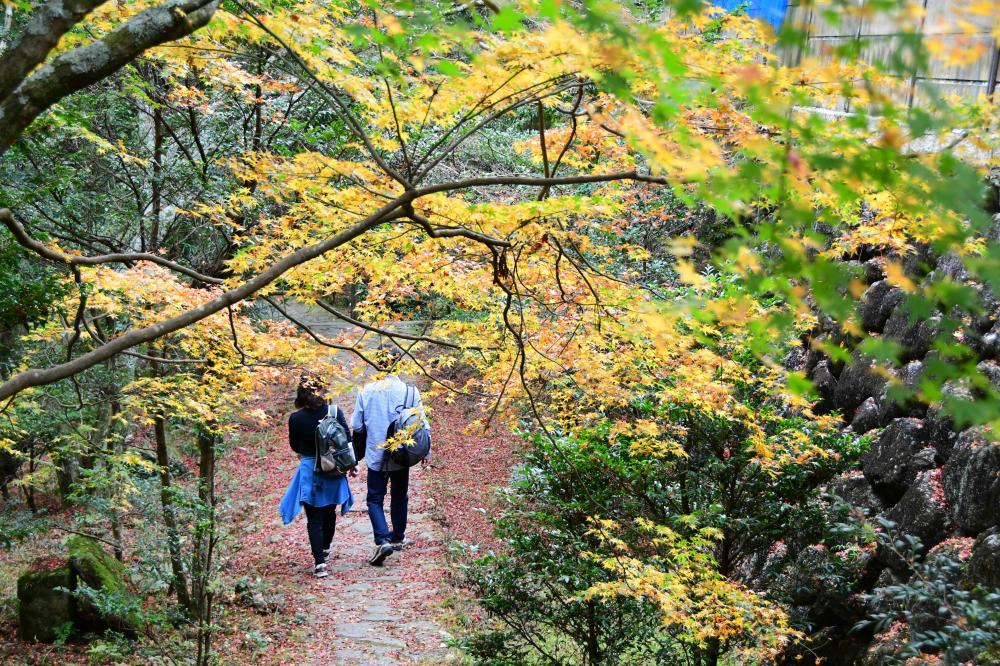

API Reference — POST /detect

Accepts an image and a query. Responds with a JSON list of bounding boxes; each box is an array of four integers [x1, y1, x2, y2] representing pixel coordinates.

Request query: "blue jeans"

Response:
[[366, 467, 409, 545]]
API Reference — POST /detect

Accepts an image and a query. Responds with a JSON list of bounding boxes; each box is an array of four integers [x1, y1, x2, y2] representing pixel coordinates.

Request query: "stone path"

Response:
[[293, 469, 460, 666]]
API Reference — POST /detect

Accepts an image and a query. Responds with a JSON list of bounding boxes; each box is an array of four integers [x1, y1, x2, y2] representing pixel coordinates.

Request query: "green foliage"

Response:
[[464, 365, 868, 664], [0, 506, 47, 549], [462, 434, 683, 665], [0, 237, 67, 363], [832, 514, 1000, 665], [53, 621, 76, 645], [86, 631, 135, 663], [867, 555, 1000, 664]]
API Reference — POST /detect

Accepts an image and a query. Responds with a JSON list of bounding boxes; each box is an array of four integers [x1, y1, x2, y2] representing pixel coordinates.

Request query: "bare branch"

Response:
[[121, 350, 207, 364], [0, 209, 224, 284], [312, 299, 479, 351], [411, 170, 673, 197], [406, 209, 512, 248], [262, 296, 378, 367], [226, 305, 248, 364]]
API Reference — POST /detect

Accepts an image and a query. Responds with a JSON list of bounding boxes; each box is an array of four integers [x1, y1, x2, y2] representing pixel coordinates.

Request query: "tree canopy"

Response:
[[0, 0, 998, 663]]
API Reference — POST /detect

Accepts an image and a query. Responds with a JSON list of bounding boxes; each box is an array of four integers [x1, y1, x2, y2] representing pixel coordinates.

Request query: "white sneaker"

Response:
[[369, 543, 395, 566], [314, 563, 329, 578]]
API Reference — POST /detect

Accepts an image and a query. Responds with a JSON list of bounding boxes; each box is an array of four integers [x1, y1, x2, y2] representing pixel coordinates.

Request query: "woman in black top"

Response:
[[279, 374, 355, 578]]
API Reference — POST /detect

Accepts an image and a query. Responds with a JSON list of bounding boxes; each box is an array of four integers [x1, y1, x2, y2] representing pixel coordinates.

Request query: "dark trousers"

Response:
[[366, 466, 409, 545], [303, 503, 337, 565]]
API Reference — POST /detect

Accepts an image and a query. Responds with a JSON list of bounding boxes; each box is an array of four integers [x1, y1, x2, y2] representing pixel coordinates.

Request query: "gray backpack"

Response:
[[385, 385, 431, 469], [314, 405, 356, 476]]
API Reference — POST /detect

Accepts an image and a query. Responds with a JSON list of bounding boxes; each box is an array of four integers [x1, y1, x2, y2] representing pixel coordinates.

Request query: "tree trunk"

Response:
[[106, 396, 124, 561], [155, 412, 190, 609], [585, 600, 601, 664], [24, 442, 37, 512], [192, 426, 217, 666], [701, 638, 721, 666]]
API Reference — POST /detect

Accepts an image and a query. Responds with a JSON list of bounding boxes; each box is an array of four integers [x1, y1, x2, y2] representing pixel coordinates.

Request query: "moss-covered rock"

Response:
[[17, 562, 73, 642], [66, 535, 140, 635], [67, 535, 127, 594]]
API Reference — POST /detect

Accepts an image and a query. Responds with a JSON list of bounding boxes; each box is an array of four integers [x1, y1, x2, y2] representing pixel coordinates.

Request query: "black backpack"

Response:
[[314, 405, 356, 476], [385, 385, 431, 469]]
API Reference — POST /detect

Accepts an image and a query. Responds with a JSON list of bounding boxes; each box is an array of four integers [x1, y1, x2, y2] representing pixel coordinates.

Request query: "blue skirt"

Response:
[[279, 457, 354, 525]]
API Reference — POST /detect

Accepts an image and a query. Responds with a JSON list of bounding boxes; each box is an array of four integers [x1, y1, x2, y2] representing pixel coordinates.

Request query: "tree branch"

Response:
[[0, 0, 107, 103], [261, 296, 379, 367], [0, 169, 668, 400], [0, 205, 406, 401], [312, 298, 479, 351], [0, 209, 224, 284], [0, 0, 221, 156], [231, 1, 410, 187], [405, 209, 512, 248]]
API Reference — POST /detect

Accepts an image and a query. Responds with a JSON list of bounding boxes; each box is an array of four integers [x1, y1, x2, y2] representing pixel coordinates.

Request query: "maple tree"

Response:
[[0, 0, 998, 663]]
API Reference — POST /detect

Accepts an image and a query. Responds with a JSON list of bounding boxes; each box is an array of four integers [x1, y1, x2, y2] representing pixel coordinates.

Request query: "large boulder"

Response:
[[883, 305, 941, 362], [858, 280, 905, 333], [924, 536, 975, 585], [878, 469, 950, 568], [17, 537, 138, 643], [877, 360, 925, 425], [901, 242, 935, 278], [826, 470, 884, 517], [67, 535, 139, 635], [850, 397, 880, 434], [978, 359, 1000, 393], [862, 258, 886, 283], [811, 359, 839, 408], [979, 321, 1000, 360], [966, 527, 1000, 588], [971, 284, 999, 334], [17, 562, 74, 642], [921, 380, 972, 463], [942, 427, 1000, 534], [862, 418, 935, 502], [783, 346, 807, 373], [786, 544, 833, 605], [932, 252, 971, 284], [834, 352, 888, 416], [68, 535, 128, 595], [909, 537, 976, 635]]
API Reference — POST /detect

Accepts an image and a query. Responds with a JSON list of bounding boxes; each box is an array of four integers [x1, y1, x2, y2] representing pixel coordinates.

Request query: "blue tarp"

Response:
[[714, 0, 789, 29]]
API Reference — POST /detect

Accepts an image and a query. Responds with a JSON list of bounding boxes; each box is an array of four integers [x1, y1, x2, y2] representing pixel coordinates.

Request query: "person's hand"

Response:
[[350, 466, 359, 477], [420, 458, 429, 469]]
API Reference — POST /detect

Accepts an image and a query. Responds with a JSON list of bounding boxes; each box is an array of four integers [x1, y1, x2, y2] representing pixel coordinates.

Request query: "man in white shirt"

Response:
[[351, 351, 429, 566]]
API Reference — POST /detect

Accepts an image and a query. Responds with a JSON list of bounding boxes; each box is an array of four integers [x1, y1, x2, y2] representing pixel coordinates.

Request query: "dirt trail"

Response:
[[232, 394, 462, 665], [230, 362, 516, 665], [297, 469, 459, 666]]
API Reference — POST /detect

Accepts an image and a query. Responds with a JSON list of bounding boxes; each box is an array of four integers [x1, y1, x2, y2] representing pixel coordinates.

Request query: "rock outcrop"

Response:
[[776, 203, 1000, 662], [862, 419, 934, 503], [16, 536, 138, 642], [967, 528, 1000, 587], [942, 427, 1000, 534], [17, 563, 74, 643]]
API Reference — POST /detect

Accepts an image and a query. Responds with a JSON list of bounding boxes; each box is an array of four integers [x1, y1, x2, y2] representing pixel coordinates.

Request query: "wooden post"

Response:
[[987, 40, 999, 102]]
